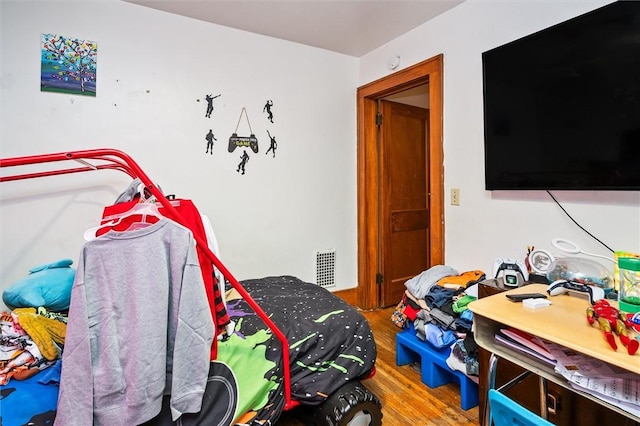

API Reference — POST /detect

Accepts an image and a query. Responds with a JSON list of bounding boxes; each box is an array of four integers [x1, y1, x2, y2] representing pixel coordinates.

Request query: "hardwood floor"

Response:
[[277, 307, 480, 425]]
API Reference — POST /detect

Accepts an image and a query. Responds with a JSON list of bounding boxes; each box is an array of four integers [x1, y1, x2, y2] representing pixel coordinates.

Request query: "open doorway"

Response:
[[356, 55, 444, 310]]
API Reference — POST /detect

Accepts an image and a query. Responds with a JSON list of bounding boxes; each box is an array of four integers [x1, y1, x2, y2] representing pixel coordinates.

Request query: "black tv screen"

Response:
[[482, 1, 640, 191]]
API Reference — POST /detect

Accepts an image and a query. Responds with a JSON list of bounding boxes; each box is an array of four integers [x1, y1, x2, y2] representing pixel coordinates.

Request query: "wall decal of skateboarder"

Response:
[[205, 93, 221, 118], [266, 130, 277, 158]]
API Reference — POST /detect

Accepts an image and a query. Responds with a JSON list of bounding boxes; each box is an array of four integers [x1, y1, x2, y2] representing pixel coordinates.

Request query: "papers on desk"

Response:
[[542, 340, 640, 417], [494, 328, 556, 366], [494, 327, 640, 417]]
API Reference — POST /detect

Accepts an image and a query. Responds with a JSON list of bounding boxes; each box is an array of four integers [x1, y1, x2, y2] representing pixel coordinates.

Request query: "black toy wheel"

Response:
[[312, 381, 382, 426]]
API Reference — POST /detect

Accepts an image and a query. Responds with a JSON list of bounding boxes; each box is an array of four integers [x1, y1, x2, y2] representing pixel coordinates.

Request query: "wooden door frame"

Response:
[[356, 55, 444, 310]]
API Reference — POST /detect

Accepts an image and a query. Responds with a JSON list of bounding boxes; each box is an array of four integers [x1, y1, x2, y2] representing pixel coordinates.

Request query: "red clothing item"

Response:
[[96, 199, 229, 360], [403, 302, 421, 322]]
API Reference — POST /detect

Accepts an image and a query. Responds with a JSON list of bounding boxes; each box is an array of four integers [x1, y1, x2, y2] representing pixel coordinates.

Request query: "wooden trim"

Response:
[[428, 63, 445, 264], [332, 287, 358, 306], [356, 55, 445, 310]]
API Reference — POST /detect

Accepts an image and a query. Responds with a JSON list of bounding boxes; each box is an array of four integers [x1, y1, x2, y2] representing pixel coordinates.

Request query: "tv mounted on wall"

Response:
[[482, 1, 640, 191]]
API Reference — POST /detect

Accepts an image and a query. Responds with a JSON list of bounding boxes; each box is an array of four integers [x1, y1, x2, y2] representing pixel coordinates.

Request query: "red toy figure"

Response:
[[586, 299, 639, 355]]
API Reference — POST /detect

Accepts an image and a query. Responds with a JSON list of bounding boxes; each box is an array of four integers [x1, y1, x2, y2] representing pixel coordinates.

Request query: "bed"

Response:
[[0, 149, 382, 426], [218, 275, 377, 424], [2, 275, 379, 426], [143, 275, 379, 425]]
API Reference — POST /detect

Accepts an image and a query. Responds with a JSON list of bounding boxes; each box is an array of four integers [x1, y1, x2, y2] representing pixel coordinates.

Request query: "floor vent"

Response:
[[315, 250, 336, 288]]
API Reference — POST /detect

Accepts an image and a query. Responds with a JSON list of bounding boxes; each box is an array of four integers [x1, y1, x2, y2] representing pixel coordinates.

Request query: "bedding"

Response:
[[1, 295, 66, 426], [218, 275, 377, 425], [1, 275, 376, 426], [0, 358, 61, 426]]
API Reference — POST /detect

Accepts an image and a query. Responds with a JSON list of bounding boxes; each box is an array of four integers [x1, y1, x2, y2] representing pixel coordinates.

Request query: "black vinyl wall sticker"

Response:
[[263, 100, 274, 123], [266, 130, 277, 158], [197, 92, 222, 157], [236, 150, 250, 175], [205, 130, 217, 155], [264, 99, 278, 161], [205, 93, 221, 118], [197, 97, 280, 174], [229, 107, 258, 175]]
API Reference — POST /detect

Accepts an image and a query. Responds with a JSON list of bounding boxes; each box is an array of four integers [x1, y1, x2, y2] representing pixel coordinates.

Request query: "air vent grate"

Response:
[[315, 250, 336, 288]]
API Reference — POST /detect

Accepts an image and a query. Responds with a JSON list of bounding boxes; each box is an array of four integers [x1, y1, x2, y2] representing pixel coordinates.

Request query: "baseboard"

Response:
[[333, 287, 357, 306]]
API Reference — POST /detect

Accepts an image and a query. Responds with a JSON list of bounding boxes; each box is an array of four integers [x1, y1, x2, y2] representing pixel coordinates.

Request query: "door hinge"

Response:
[[376, 273, 383, 285], [376, 113, 383, 126]]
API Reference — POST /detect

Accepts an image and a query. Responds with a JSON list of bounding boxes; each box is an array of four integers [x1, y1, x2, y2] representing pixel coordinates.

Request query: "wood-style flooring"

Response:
[[276, 307, 480, 425]]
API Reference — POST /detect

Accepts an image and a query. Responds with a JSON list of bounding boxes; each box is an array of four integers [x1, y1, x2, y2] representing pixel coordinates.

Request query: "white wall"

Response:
[[2, 0, 639, 311], [359, 0, 640, 276], [0, 0, 359, 306]]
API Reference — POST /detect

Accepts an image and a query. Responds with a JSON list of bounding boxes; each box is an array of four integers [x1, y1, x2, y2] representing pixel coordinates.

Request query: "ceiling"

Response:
[[124, 0, 464, 57]]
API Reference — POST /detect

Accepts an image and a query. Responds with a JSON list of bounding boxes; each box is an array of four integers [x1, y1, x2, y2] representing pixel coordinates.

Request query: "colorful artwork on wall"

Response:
[[41, 33, 97, 97]]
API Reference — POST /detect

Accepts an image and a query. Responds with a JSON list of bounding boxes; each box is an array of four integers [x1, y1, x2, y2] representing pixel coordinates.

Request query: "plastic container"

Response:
[[545, 257, 614, 294], [618, 257, 640, 314]]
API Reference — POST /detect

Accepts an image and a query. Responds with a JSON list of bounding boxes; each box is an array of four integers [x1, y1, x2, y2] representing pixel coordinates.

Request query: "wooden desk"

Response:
[[469, 284, 640, 425]]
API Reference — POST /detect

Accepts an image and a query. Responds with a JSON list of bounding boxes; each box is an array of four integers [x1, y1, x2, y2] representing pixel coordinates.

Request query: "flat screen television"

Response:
[[482, 1, 640, 191]]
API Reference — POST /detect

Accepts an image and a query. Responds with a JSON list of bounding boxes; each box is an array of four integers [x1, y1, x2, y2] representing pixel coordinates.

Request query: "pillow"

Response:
[[3, 259, 76, 312]]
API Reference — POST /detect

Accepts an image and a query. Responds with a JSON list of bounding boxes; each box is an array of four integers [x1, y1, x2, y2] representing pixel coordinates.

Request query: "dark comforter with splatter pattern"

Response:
[[219, 275, 377, 425]]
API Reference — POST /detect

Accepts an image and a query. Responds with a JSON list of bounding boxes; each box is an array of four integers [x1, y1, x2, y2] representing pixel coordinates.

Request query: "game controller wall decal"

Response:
[[228, 133, 258, 154]]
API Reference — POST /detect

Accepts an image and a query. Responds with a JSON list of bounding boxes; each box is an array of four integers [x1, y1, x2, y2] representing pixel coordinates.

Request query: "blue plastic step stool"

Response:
[[395, 324, 479, 410]]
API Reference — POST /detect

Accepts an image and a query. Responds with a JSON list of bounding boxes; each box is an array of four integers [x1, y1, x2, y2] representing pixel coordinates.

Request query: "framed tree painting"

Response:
[[41, 33, 97, 96]]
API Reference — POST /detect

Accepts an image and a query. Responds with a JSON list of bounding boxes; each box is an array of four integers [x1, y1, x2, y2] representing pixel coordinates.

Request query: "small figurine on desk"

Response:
[[586, 299, 639, 355]]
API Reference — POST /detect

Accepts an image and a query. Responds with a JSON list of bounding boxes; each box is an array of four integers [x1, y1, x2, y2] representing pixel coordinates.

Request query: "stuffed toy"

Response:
[[2, 259, 76, 312]]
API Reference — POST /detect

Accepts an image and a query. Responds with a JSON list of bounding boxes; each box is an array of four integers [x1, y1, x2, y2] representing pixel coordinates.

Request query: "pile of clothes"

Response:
[[0, 307, 66, 384], [1, 259, 73, 426], [392, 265, 485, 380]]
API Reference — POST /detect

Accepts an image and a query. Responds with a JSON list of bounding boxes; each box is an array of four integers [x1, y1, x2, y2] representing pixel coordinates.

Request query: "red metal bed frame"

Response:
[[0, 148, 295, 410]]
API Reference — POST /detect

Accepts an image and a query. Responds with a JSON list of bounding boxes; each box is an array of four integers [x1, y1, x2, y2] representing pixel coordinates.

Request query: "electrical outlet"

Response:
[[451, 188, 460, 206]]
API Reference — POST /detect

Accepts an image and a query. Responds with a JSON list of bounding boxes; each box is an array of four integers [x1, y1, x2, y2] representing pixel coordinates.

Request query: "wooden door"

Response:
[[379, 100, 429, 307], [356, 54, 444, 311]]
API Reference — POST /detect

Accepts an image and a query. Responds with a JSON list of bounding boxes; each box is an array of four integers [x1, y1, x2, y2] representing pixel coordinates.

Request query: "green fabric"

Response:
[[452, 294, 476, 313]]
